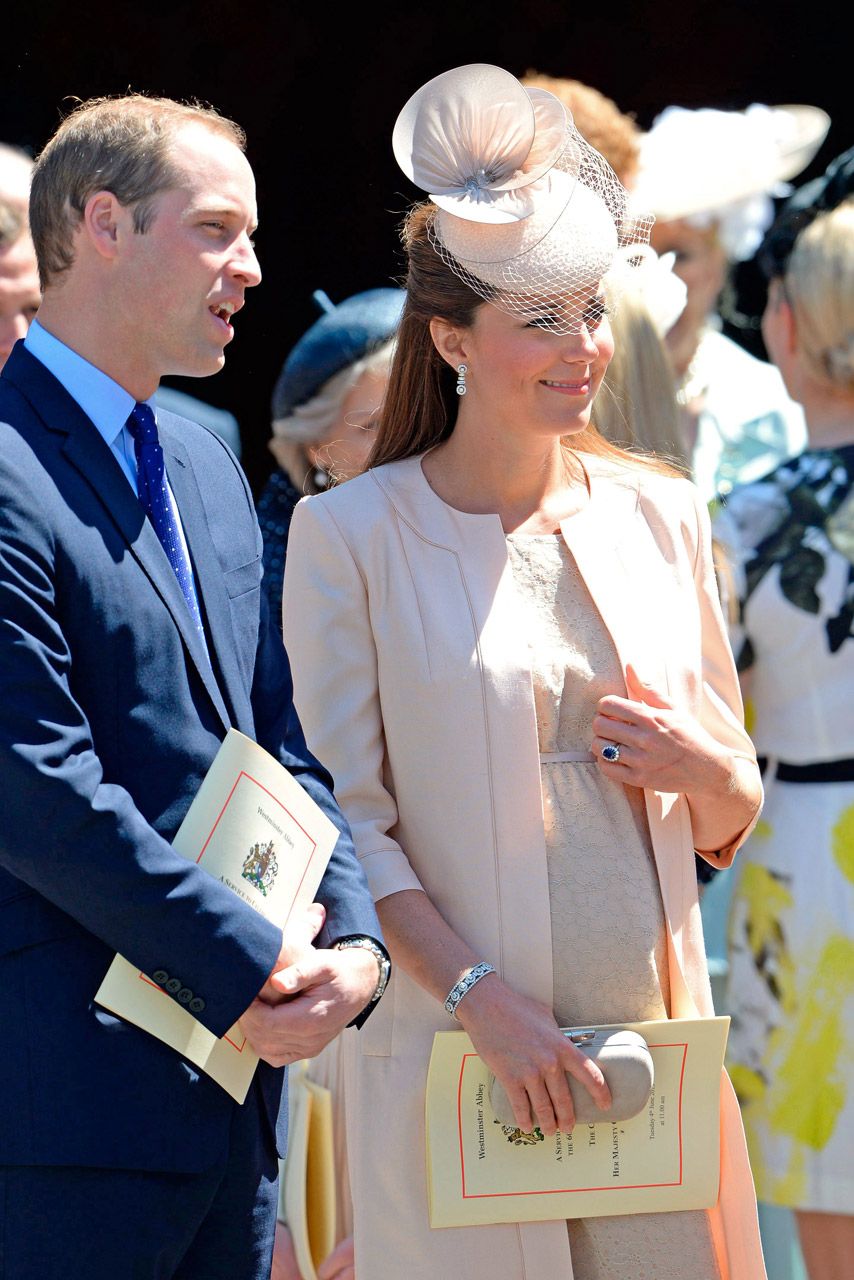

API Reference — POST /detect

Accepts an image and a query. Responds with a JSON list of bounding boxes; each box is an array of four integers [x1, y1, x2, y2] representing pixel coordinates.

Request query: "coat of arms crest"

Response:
[[241, 838, 279, 897]]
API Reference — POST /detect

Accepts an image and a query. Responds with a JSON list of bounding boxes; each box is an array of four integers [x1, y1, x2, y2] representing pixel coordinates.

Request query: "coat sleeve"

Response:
[[282, 496, 426, 904], [0, 450, 281, 1039], [688, 484, 763, 868]]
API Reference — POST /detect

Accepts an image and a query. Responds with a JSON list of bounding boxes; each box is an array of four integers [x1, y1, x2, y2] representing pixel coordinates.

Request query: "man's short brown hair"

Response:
[[30, 94, 246, 289]]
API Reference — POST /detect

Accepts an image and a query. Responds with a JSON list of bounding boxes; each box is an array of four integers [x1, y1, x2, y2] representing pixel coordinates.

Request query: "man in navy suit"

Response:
[[0, 95, 387, 1279]]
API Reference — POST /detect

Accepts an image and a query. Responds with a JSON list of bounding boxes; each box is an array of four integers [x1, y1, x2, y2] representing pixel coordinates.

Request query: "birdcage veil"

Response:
[[392, 64, 654, 334]]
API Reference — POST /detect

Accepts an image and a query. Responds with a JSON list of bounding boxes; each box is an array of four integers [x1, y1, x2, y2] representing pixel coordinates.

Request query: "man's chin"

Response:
[[165, 352, 227, 380]]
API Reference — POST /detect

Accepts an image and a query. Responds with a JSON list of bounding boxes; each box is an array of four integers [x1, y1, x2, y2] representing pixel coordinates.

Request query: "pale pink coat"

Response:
[[282, 453, 767, 1280]]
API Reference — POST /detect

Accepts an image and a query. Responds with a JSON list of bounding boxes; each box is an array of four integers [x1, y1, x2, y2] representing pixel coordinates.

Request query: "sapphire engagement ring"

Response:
[[601, 743, 621, 763]]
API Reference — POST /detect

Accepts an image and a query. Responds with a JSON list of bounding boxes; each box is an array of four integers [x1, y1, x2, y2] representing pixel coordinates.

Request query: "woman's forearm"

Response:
[[687, 751, 762, 856], [377, 887, 485, 1006]]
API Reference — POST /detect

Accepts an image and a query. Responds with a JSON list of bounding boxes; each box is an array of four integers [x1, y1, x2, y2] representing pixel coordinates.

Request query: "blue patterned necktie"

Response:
[[126, 403, 207, 648]]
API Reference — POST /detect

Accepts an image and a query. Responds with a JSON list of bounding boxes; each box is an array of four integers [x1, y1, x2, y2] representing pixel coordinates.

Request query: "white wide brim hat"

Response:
[[634, 103, 831, 260], [393, 64, 653, 333]]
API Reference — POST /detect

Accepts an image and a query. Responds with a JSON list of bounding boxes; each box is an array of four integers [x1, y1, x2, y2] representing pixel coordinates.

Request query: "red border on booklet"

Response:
[[457, 1042, 688, 1199], [138, 769, 320, 1054]]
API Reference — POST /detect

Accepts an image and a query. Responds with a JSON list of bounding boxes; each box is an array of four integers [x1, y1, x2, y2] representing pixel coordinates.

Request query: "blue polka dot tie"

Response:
[[126, 403, 207, 647]]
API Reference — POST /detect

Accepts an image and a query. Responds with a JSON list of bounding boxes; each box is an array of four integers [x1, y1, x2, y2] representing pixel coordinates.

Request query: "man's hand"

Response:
[[258, 902, 327, 1005], [239, 945, 379, 1067]]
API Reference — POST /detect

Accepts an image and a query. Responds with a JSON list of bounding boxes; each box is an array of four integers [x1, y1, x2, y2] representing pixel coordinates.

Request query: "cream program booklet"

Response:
[[425, 1016, 729, 1227], [95, 729, 339, 1103]]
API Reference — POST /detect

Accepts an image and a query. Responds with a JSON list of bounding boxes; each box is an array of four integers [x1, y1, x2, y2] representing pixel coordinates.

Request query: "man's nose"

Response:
[[231, 234, 262, 288]]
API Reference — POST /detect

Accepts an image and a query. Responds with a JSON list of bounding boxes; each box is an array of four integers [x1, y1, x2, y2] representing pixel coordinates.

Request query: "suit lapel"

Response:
[[160, 430, 246, 729], [6, 347, 231, 733]]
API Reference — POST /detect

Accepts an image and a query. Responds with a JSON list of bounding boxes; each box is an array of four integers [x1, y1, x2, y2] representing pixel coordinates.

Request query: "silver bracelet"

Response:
[[444, 961, 496, 1019]]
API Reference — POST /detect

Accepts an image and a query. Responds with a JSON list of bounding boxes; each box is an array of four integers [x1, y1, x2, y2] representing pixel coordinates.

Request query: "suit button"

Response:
[[189, 997, 206, 1014], [152, 970, 169, 985], [165, 977, 182, 995], [177, 987, 193, 1005]]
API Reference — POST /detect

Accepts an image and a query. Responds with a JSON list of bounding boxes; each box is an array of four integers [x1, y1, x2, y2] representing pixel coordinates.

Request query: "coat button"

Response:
[[177, 987, 193, 1004], [152, 969, 169, 985], [189, 997, 206, 1015], [165, 977, 182, 995]]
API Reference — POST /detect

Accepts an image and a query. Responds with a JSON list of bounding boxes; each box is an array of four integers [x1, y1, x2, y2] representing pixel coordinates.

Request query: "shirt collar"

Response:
[[24, 319, 153, 448]]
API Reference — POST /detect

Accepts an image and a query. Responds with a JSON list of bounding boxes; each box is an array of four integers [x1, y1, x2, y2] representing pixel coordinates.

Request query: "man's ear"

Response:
[[81, 190, 126, 263], [428, 316, 470, 372]]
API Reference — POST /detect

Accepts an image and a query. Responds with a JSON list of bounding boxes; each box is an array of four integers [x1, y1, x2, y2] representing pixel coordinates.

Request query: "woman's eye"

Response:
[[525, 315, 557, 330], [584, 300, 608, 328]]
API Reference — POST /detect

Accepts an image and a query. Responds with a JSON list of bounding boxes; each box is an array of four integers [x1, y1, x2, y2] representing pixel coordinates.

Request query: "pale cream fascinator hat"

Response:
[[392, 64, 654, 334], [635, 103, 831, 261]]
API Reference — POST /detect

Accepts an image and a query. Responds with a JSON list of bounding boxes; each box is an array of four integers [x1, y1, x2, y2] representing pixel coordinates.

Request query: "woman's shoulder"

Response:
[[586, 451, 700, 519], [292, 457, 421, 532]]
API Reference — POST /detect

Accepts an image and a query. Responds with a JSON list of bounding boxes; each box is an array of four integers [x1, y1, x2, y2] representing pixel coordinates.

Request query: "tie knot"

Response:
[[127, 402, 159, 445]]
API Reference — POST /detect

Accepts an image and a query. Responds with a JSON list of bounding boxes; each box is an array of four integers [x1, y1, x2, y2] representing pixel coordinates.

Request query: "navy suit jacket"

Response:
[[0, 344, 381, 1173]]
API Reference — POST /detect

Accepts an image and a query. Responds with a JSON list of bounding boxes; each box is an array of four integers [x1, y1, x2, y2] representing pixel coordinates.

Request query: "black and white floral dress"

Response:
[[713, 446, 854, 1214]]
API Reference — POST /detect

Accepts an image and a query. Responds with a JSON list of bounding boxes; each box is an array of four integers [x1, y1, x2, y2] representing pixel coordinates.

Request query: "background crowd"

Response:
[[1, 9, 851, 1280]]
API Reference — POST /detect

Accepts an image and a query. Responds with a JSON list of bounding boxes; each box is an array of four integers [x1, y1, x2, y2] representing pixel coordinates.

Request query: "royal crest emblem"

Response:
[[241, 839, 279, 897]]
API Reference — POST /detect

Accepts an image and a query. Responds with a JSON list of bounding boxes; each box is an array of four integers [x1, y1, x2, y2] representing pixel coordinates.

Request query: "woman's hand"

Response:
[[455, 972, 611, 1135], [592, 664, 761, 856], [592, 664, 730, 796]]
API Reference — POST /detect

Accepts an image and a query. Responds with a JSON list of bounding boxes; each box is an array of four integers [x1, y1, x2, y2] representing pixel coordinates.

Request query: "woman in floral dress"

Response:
[[715, 199, 854, 1280]]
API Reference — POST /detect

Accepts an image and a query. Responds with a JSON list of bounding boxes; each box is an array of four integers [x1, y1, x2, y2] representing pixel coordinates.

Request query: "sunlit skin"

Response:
[[307, 365, 387, 482], [423, 294, 614, 533], [36, 121, 263, 400], [651, 217, 728, 382], [0, 230, 41, 371], [763, 278, 854, 452], [376, 286, 761, 1138]]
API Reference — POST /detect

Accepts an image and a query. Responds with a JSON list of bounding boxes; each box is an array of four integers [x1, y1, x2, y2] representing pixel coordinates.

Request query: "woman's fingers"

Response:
[[503, 1078, 535, 1133], [561, 1041, 612, 1111]]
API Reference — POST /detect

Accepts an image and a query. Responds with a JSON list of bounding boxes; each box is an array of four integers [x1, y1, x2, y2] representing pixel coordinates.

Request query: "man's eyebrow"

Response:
[[187, 204, 256, 229]]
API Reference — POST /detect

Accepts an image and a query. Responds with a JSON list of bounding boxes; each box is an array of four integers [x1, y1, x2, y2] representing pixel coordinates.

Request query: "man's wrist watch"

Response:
[[333, 936, 391, 1004]]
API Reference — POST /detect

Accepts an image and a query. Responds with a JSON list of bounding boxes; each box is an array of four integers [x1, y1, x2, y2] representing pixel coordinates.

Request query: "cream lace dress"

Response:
[[506, 533, 720, 1280]]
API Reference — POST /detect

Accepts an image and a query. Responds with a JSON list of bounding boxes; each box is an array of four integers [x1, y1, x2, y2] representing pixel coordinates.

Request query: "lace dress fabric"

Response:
[[505, 534, 720, 1280]]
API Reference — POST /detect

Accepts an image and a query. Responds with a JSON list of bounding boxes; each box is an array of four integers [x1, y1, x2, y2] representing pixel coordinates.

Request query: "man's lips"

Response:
[[209, 300, 242, 337]]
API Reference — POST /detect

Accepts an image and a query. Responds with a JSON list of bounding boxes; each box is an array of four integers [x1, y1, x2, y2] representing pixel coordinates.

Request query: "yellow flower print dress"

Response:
[[714, 446, 854, 1213]]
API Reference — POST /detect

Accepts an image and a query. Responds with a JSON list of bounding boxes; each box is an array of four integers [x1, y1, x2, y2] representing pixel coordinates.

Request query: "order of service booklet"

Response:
[[425, 1016, 729, 1227], [95, 728, 340, 1103]]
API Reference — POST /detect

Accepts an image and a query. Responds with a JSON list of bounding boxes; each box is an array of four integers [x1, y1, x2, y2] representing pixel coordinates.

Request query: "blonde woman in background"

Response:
[[593, 248, 690, 472], [714, 198, 854, 1280]]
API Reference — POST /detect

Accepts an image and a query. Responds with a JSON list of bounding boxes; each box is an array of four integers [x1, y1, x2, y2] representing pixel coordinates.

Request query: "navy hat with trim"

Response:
[[272, 288, 405, 421]]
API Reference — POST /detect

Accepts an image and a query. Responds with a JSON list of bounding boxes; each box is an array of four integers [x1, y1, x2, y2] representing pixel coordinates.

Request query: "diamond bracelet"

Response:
[[443, 961, 496, 1019]]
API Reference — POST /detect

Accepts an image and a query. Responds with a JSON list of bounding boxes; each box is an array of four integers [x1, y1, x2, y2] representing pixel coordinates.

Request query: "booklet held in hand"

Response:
[[95, 729, 339, 1101]]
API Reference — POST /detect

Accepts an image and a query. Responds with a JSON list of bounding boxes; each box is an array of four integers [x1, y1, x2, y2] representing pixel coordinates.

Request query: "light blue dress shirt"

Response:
[[24, 320, 201, 600]]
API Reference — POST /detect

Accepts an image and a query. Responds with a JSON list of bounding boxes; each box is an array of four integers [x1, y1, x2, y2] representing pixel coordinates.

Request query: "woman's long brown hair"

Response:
[[368, 203, 678, 478]]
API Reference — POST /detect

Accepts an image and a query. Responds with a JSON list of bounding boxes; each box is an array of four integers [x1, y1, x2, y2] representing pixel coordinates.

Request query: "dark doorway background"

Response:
[[3, 0, 848, 493]]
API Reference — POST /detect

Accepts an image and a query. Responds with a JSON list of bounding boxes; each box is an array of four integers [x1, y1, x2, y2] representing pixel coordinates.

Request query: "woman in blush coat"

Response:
[[282, 65, 766, 1280]]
